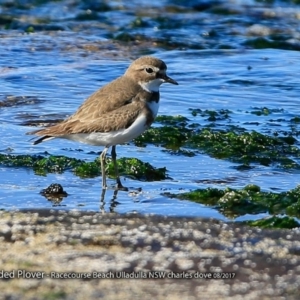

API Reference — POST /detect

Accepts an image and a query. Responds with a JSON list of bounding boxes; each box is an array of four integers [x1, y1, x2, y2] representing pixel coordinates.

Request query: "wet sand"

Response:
[[0, 210, 299, 299]]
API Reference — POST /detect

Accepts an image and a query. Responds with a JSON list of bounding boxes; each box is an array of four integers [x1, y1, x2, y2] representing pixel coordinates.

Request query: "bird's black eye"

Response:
[[145, 68, 153, 74]]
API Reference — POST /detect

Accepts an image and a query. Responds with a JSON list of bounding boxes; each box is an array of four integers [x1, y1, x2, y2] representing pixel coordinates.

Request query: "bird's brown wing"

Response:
[[27, 75, 154, 142], [65, 76, 147, 122], [28, 100, 151, 137]]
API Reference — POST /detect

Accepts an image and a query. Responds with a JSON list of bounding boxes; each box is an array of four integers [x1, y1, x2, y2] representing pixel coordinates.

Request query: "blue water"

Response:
[[0, 0, 300, 220]]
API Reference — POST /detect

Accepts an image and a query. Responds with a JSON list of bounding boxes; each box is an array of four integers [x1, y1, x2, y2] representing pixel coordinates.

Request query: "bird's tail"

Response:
[[31, 135, 55, 145], [26, 129, 55, 144]]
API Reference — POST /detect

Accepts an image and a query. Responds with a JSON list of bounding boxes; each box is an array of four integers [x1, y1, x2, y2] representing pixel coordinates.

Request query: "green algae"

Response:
[[189, 108, 231, 121], [290, 116, 300, 123], [107, 157, 167, 181], [0, 153, 167, 181], [75, 11, 100, 21], [0, 153, 46, 168], [0, 14, 14, 27], [162, 149, 197, 157], [25, 26, 35, 33], [114, 32, 145, 42], [73, 161, 100, 178], [155, 115, 190, 126], [165, 187, 224, 206], [130, 17, 149, 29], [244, 216, 300, 229], [249, 107, 284, 116], [135, 113, 300, 169], [244, 37, 300, 51], [165, 184, 300, 228], [135, 126, 191, 149], [134, 115, 193, 149], [80, 1, 111, 12], [188, 128, 300, 169], [154, 16, 183, 30]]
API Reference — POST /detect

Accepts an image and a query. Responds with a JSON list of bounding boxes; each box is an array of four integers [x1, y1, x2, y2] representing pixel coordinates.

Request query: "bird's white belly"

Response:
[[64, 113, 148, 146]]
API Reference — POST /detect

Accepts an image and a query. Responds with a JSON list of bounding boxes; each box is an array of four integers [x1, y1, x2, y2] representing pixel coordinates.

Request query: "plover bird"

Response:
[[27, 56, 178, 190]]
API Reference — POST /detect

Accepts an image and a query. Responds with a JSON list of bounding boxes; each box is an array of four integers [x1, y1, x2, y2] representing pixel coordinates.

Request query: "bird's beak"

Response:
[[162, 74, 178, 85]]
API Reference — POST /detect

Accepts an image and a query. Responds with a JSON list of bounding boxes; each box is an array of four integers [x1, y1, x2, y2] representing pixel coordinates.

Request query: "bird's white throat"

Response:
[[139, 78, 164, 92]]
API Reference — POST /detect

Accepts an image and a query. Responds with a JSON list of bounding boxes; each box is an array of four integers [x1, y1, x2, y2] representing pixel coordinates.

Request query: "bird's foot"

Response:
[[115, 177, 128, 191], [116, 183, 128, 191]]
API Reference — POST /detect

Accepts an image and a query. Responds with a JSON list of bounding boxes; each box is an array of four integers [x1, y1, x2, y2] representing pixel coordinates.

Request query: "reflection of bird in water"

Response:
[[100, 189, 120, 213]]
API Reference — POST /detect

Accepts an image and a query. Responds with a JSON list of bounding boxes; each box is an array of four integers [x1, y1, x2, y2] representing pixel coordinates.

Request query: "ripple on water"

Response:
[[1, 34, 300, 220]]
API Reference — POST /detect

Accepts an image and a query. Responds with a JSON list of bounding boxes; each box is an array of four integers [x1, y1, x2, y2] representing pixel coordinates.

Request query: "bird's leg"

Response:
[[110, 189, 119, 212], [100, 146, 109, 189], [99, 188, 107, 213], [111, 145, 128, 191]]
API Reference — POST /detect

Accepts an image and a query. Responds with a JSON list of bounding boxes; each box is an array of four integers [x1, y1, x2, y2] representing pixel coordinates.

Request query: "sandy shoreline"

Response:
[[0, 209, 299, 299]]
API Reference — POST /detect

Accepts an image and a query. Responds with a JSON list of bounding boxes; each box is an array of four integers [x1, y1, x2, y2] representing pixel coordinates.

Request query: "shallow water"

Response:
[[1, 0, 300, 221]]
